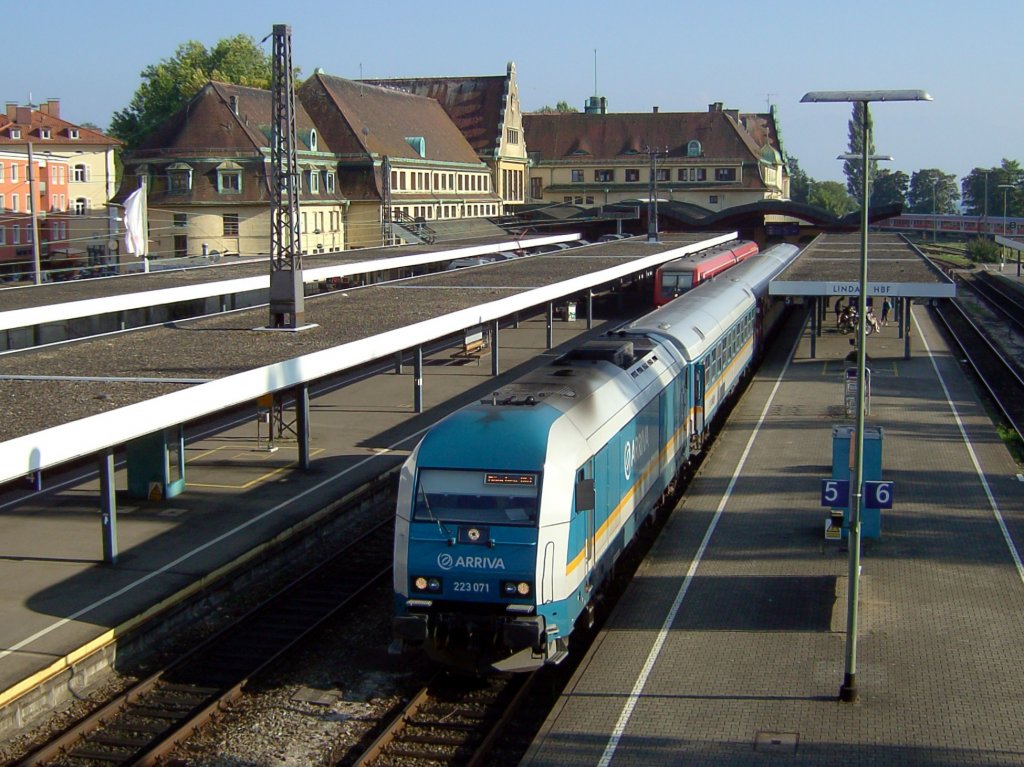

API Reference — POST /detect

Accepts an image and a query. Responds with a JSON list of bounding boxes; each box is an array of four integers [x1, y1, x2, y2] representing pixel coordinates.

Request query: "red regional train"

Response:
[[653, 239, 759, 306]]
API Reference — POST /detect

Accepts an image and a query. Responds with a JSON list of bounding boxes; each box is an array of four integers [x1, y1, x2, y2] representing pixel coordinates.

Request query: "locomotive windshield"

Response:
[[413, 469, 540, 526], [660, 271, 694, 297]]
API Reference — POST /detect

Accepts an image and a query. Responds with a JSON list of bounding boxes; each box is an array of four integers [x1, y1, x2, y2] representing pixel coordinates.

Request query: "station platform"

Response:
[[522, 305, 1024, 766]]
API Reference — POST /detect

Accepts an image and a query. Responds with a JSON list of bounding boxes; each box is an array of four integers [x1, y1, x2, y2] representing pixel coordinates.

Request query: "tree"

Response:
[[843, 102, 876, 202], [961, 160, 1023, 218], [786, 155, 812, 204], [110, 35, 284, 149], [534, 100, 579, 114], [907, 169, 959, 214], [871, 169, 909, 208], [808, 180, 854, 218]]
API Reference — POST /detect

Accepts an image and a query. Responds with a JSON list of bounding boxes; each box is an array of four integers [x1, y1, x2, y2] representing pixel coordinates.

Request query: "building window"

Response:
[[325, 172, 335, 193], [167, 164, 192, 193], [12, 226, 19, 244], [9, 128, 20, 139], [218, 169, 242, 194], [687, 140, 702, 157], [68, 128, 80, 140], [73, 164, 87, 182], [626, 169, 640, 182], [0, 193, 4, 210], [11, 164, 18, 183], [531, 177, 543, 199], [307, 169, 319, 193], [709, 195, 719, 205], [656, 169, 670, 182], [563, 196, 573, 203], [0, 163, 4, 182], [0, 226, 4, 245], [11, 195, 18, 213], [594, 169, 614, 183], [39, 128, 51, 140], [309, 129, 318, 152], [506, 128, 520, 144], [223, 213, 239, 236], [696, 168, 707, 181], [74, 198, 86, 215], [174, 213, 187, 228], [585, 195, 594, 205], [715, 167, 736, 182]]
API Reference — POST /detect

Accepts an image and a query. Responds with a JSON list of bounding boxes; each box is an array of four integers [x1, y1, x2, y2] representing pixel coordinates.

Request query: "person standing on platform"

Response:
[[881, 298, 892, 326], [834, 298, 843, 326]]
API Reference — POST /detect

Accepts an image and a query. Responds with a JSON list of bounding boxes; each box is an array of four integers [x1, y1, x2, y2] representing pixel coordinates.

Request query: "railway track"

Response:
[[968, 271, 1024, 334], [13, 518, 394, 767], [352, 671, 540, 767], [932, 298, 1024, 440]]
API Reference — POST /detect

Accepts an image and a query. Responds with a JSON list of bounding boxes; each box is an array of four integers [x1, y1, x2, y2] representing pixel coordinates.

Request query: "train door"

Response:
[[575, 461, 596, 590], [693, 362, 706, 441]]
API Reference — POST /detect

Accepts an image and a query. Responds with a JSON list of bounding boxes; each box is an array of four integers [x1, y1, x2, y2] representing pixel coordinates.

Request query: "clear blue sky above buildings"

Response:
[[9, 0, 1019, 187]]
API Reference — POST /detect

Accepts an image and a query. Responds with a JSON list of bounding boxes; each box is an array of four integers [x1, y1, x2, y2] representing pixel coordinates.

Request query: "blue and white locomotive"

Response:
[[392, 243, 800, 672]]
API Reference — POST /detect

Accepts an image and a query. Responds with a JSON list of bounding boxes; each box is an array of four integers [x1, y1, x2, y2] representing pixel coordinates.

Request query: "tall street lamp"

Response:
[[801, 88, 932, 704], [26, 142, 43, 285], [999, 184, 1015, 276]]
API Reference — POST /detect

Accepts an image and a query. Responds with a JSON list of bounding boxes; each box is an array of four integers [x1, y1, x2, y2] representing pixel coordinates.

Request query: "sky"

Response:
[[7, 0, 1020, 187]]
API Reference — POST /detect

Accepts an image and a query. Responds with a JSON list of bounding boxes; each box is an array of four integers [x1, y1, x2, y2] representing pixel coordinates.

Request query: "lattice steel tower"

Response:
[[268, 24, 305, 328]]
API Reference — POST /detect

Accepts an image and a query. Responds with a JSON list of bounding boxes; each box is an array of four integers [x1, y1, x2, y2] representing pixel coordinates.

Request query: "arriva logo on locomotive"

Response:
[[437, 552, 506, 571], [623, 426, 652, 482]]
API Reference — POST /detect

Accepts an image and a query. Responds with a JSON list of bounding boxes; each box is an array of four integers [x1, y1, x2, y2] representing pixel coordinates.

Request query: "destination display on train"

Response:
[[484, 473, 536, 486]]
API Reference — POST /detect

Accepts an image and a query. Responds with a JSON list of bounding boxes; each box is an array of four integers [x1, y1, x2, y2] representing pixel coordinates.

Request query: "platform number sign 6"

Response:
[[864, 481, 894, 509], [820, 479, 850, 507]]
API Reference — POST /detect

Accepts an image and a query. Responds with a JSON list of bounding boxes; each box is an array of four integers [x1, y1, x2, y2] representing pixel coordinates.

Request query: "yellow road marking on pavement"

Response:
[[188, 447, 325, 489]]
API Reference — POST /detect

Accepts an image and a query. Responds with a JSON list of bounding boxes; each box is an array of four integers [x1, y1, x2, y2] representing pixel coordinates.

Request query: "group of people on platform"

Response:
[[834, 296, 892, 335]]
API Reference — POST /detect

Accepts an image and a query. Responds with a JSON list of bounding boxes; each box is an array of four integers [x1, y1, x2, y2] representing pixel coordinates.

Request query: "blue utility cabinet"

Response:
[[830, 425, 884, 538]]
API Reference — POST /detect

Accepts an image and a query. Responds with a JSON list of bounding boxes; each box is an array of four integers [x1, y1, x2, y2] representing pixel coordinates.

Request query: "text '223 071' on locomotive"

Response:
[[392, 243, 801, 673]]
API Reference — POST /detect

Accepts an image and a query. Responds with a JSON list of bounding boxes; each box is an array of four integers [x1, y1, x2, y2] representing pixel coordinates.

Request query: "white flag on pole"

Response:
[[123, 187, 147, 256]]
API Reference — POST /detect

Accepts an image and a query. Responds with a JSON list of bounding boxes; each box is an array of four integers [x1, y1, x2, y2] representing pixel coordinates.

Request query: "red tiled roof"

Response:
[[134, 81, 327, 156], [522, 110, 764, 163], [0, 107, 119, 147], [299, 73, 482, 165], [359, 75, 508, 155]]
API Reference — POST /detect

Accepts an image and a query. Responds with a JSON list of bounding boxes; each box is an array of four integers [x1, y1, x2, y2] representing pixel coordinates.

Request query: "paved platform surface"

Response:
[[522, 305, 1024, 766], [0, 312, 615, 711]]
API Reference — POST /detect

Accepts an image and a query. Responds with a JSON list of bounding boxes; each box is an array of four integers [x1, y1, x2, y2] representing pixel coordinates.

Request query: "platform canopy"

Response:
[[769, 232, 956, 298]]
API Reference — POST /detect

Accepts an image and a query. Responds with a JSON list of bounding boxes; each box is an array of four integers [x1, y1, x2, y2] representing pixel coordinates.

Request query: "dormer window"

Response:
[[309, 129, 318, 152], [9, 128, 21, 139], [68, 128, 80, 140], [216, 161, 242, 194], [307, 168, 319, 193], [166, 162, 193, 194], [39, 128, 51, 140], [325, 171, 336, 193], [687, 140, 702, 157]]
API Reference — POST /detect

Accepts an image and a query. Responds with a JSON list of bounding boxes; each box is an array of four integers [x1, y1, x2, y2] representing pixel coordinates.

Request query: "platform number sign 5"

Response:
[[864, 481, 894, 509], [820, 479, 850, 507]]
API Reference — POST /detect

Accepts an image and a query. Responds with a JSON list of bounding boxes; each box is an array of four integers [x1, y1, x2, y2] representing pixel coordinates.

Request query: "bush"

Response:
[[966, 237, 1000, 263]]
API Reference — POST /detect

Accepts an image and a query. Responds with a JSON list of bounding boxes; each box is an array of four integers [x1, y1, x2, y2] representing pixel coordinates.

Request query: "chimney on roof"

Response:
[[5, 102, 16, 119], [653, 106, 659, 113], [16, 106, 32, 124], [229, 95, 239, 115], [709, 102, 723, 112], [585, 95, 608, 115], [41, 99, 60, 118]]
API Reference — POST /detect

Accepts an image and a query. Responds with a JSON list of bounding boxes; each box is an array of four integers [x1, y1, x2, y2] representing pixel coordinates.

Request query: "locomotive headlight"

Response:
[[412, 576, 443, 593], [502, 580, 532, 597]]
